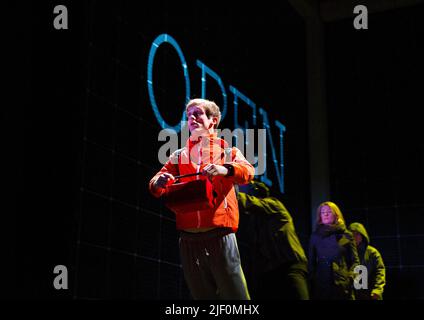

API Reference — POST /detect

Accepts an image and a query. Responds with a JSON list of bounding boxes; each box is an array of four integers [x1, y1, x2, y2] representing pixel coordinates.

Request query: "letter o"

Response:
[[147, 33, 190, 131]]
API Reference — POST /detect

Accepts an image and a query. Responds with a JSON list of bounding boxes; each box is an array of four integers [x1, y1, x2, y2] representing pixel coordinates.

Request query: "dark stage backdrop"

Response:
[[21, 1, 309, 299], [326, 5, 424, 299], [18, 0, 423, 301]]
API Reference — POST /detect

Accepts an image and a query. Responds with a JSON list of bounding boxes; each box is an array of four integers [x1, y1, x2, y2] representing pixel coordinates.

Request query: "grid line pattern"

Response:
[[73, 1, 188, 299], [73, 1, 308, 300], [326, 5, 424, 299]]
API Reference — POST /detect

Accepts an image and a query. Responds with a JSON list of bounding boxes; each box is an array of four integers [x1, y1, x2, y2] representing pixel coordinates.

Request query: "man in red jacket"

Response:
[[149, 98, 255, 299]]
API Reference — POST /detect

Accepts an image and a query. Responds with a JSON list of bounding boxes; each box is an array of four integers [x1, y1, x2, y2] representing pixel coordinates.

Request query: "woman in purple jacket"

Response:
[[308, 201, 360, 299]]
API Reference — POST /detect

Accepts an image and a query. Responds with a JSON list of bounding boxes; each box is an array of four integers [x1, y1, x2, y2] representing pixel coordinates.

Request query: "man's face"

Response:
[[353, 231, 363, 246], [187, 105, 217, 134]]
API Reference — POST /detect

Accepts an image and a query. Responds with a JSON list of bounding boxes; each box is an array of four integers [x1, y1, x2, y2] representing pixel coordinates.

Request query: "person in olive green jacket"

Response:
[[237, 180, 309, 300], [349, 222, 386, 300]]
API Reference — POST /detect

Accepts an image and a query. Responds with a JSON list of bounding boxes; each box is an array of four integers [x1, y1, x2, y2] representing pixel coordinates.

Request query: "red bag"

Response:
[[164, 178, 216, 214]]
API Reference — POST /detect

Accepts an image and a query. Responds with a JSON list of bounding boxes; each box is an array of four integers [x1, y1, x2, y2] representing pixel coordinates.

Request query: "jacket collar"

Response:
[[187, 132, 228, 149]]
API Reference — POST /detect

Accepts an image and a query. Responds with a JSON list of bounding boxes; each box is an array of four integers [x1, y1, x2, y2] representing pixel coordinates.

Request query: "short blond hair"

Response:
[[186, 98, 221, 129], [316, 201, 346, 227]]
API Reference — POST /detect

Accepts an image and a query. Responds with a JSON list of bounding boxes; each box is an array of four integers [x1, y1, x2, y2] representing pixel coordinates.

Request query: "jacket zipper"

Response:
[[221, 180, 228, 209], [196, 145, 201, 228]]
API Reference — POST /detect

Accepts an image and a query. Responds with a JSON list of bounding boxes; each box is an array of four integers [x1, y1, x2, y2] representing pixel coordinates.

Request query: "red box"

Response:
[[164, 179, 216, 214]]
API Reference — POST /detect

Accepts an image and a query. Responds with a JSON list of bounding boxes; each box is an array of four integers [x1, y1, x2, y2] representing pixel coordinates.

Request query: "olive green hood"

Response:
[[348, 222, 370, 246]]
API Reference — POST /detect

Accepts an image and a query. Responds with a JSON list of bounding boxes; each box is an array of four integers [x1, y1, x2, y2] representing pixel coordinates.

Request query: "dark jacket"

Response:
[[349, 222, 386, 300], [238, 193, 308, 271], [308, 224, 360, 300], [237, 193, 308, 299]]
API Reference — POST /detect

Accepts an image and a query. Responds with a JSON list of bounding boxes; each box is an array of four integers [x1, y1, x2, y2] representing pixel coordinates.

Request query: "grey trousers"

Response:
[[179, 228, 251, 300]]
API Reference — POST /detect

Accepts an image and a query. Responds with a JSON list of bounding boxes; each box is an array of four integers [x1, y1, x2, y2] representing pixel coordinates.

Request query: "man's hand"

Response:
[[154, 173, 175, 189], [202, 164, 228, 177]]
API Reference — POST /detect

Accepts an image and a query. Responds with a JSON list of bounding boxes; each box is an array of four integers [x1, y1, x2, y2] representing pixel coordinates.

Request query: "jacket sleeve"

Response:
[[371, 248, 386, 298], [238, 193, 291, 221], [238, 192, 262, 211], [346, 232, 360, 275], [148, 151, 180, 198], [226, 147, 255, 184]]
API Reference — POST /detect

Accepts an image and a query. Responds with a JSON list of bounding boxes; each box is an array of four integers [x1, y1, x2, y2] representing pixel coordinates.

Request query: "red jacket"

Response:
[[149, 133, 255, 231]]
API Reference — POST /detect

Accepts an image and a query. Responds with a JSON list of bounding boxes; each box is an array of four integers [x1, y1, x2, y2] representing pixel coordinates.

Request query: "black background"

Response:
[[7, 0, 424, 302]]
